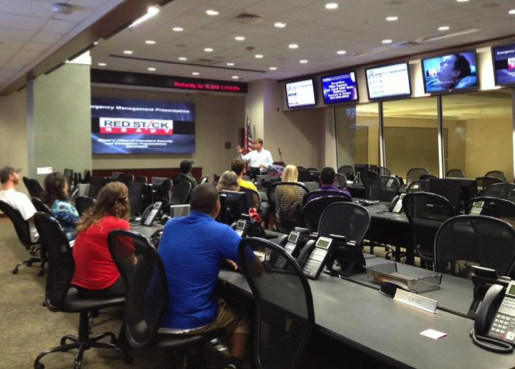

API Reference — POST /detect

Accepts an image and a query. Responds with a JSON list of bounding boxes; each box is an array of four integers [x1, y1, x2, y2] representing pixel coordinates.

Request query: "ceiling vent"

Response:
[[232, 13, 264, 25]]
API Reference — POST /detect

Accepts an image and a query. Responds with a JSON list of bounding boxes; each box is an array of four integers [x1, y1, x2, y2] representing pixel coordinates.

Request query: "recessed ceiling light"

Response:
[[456, 0, 470, 2], [148, 67, 156, 72], [382, 39, 393, 44], [509, 9, 515, 14], [269, 66, 277, 70], [288, 44, 299, 49], [232, 76, 239, 79], [325, 3, 339, 10], [226, 62, 235, 66], [123, 50, 133, 54], [94, 41, 98, 46], [235, 36, 245, 41], [206, 9, 219, 16], [274, 22, 287, 28], [145, 40, 156, 45], [192, 72, 200, 76], [204, 47, 214, 52], [172, 27, 184, 32], [299, 59, 308, 64], [178, 57, 187, 61], [336, 50, 346, 55], [438, 25, 450, 31], [386, 16, 398, 21], [255, 54, 264, 59], [98, 63, 107, 67]]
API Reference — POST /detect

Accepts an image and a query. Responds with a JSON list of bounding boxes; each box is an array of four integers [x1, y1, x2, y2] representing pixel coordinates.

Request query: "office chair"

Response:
[[171, 179, 192, 205], [154, 178, 173, 204], [406, 180, 430, 193], [64, 169, 74, 186], [87, 176, 107, 198], [335, 173, 347, 189], [402, 193, 455, 265], [31, 197, 52, 215], [75, 196, 95, 216], [434, 215, 515, 279], [482, 183, 515, 203], [33, 213, 130, 369], [378, 166, 391, 176], [472, 176, 504, 196], [135, 175, 148, 184], [379, 175, 401, 202], [446, 169, 466, 178], [318, 202, 371, 246], [360, 170, 379, 199], [0, 201, 44, 275], [117, 173, 134, 188], [338, 165, 354, 179], [240, 187, 261, 209], [307, 169, 320, 182], [297, 167, 311, 182], [28, 178, 44, 199], [238, 237, 314, 369], [301, 195, 351, 232], [420, 174, 437, 181], [268, 182, 309, 234], [465, 197, 515, 222], [406, 168, 429, 186], [485, 170, 507, 182], [108, 230, 223, 368]]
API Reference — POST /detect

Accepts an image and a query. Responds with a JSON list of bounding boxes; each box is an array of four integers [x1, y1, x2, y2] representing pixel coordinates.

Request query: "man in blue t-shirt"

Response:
[[158, 184, 260, 369]]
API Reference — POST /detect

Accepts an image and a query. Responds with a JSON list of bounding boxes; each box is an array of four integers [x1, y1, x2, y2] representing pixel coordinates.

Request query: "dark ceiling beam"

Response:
[[1, 0, 172, 95]]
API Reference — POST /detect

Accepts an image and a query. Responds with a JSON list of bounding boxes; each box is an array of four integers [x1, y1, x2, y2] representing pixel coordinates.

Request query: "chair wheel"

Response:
[[27, 262, 32, 267], [12, 269, 18, 274], [124, 355, 134, 365], [34, 363, 44, 369], [38, 270, 45, 277]]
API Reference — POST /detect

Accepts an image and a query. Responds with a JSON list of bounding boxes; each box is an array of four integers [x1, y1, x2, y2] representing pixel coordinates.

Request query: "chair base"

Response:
[[12, 256, 45, 276]]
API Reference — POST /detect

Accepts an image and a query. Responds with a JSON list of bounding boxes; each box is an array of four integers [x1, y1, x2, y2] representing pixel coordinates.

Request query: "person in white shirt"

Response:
[[236, 138, 274, 171], [0, 166, 39, 243]]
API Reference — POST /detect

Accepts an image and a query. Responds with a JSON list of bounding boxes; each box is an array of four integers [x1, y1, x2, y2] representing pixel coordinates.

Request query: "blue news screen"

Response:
[[493, 43, 515, 86], [321, 72, 358, 104], [422, 51, 478, 93], [91, 98, 195, 155]]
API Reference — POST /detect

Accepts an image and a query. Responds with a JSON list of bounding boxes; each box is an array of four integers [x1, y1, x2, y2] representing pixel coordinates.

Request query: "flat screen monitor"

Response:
[[285, 79, 316, 109], [492, 42, 515, 87], [365, 62, 411, 101], [321, 71, 359, 104], [219, 190, 250, 225], [422, 51, 478, 93], [91, 97, 195, 155]]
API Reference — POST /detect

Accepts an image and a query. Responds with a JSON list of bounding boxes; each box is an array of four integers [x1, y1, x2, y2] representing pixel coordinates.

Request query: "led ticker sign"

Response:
[[173, 81, 243, 92]]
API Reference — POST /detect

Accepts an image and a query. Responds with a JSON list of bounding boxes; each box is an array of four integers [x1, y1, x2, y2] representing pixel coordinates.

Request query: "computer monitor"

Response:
[[128, 181, 145, 217], [219, 190, 250, 225], [111, 171, 123, 180], [429, 178, 461, 212], [151, 177, 167, 188], [170, 204, 190, 218], [247, 167, 261, 180]]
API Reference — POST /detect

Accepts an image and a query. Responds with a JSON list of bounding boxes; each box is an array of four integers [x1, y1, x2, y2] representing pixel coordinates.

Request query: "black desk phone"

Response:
[[141, 202, 162, 226], [389, 193, 406, 213], [471, 281, 515, 353], [235, 219, 247, 237], [303, 236, 334, 280]]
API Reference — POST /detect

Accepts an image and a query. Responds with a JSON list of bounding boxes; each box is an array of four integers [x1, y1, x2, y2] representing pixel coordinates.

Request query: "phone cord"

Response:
[[470, 329, 514, 354]]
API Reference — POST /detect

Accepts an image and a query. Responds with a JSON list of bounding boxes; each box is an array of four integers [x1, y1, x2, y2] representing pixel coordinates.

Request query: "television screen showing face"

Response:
[[492, 43, 515, 86], [422, 51, 478, 93], [285, 79, 316, 108], [321, 72, 359, 104], [365, 62, 411, 100], [91, 98, 195, 155]]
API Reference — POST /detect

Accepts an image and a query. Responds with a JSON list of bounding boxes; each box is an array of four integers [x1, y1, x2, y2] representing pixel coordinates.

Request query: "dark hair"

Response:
[[180, 160, 193, 174], [320, 167, 336, 185], [42, 172, 67, 206], [231, 158, 246, 176], [452, 54, 471, 79], [190, 184, 219, 214]]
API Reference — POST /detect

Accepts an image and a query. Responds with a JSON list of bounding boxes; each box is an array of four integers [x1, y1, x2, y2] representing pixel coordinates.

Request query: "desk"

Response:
[[218, 270, 513, 369], [131, 223, 163, 239]]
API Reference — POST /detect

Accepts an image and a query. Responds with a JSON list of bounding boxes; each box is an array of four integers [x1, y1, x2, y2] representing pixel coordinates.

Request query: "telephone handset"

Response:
[[471, 282, 515, 353], [303, 237, 334, 280], [389, 193, 406, 213], [141, 202, 163, 226]]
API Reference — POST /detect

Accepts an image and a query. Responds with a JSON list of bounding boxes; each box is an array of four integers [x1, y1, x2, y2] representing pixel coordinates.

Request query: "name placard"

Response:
[[394, 289, 438, 314]]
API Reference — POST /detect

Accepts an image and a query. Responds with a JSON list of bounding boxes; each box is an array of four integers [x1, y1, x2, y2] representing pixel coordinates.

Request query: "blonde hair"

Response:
[[281, 165, 299, 201], [77, 182, 130, 233], [216, 171, 240, 192]]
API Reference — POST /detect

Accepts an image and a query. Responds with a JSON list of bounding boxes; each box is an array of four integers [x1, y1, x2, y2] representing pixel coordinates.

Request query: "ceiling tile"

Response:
[[31, 31, 63, 44], [244, 1, 297, 17], [0, 28, 36, 41], [41, 19, 77, 34]]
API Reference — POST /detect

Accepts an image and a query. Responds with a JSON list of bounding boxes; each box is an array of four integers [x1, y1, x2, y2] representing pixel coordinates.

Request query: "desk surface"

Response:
[[131, 223, 163, 239], [219, 270, 514, 369]]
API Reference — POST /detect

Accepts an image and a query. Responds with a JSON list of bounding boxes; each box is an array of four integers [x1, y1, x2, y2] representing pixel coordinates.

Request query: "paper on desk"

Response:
[[420, 329, 447, 340]]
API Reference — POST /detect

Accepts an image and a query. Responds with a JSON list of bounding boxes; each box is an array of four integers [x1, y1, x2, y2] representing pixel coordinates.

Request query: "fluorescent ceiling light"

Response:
[[129, 6, 159, 28], [438, 26, 450, 31], [382, 39, 392, 44], [269, 67, 277, 70], [325, 3, 338, 10], [178, 57, 187, 61], [289, 44, 299, 49], [227, 62, 235, 66], [299, 59, 308, 64], [206, 9, 219, 16], [274, 22, 287, 28], [172, 27, 183, 32], [145, 40, 156, 45], [192, 72, 200, 76], [232, 76, 239, 79], [235, 36, 245, 41], [123, 50, 133, 54], [148, 67, 156, 72], [98, 63, 107, 66], [204, 47, 214, 52], [337, 50, 346, 55], [386, 16, 398, 21], [255, 54, 264, 59]]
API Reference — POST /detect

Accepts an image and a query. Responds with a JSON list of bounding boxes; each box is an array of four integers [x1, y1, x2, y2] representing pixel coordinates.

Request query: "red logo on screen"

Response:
[[99, 118, 174, 135]]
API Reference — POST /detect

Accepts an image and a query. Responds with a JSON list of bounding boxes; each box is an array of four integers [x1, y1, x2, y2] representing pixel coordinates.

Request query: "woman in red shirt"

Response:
[[72, 181, 131, 298]]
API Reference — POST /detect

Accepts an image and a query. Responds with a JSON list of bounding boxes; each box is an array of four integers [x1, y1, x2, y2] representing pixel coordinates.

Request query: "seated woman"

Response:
[[274, 165, 306, 228], [42, 172, 80, 241], [216, 171, 240, 192], [72, 182, 132, 299]]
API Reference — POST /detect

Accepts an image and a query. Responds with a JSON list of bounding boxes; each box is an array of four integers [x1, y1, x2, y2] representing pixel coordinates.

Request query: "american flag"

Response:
[[243, 116, 254, 155]]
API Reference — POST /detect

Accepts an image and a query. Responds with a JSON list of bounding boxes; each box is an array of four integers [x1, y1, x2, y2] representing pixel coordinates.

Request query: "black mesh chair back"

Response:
[[129, 181, 145, 217], [117, 173, 134, 188], [108, 230, 167, 349], [307, 167, 319, 172], [366, 175, 382, 201], [88, 176, 107, 198], [307, 170, 320, 183], [135, 175, 148, 184], [335, 173, 347, 189], [238, 238, 314, 369], [378, 166, 391, 176], [369, 176, 401, 202], [83, 170, 91, 184], [406, 168, 429, 186], [23, 176, 31, 193], [402, 192, 455, 262], [338, 165, 354, 179], [33, 212, 74, 311], [199, 175, 209, 184], [171, 179, 192, 205], [465, 197, 515, 224], [75, 196, 96, 216], [318, 202, 371, 245], [434, 215, 515, 278], [486, 170, 507, 182], [240, 187, 261, 209], [0, 200, 34, 248], [32, 197, 52, 215], [407, 180, 430, 193], [29, 178, 44, 199], [154, 178, 172, 204], [483, 183, 515, 203], [360, 170, 378, 191], [446, 169, 465, 178], [297, 167, 311, 183], [473, 176, 504, 196], [420, 174, 437, 181], [301, 195, 352, 232]]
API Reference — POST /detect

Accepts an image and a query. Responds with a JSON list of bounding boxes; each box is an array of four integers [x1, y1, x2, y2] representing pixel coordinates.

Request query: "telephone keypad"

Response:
[[488, 297, 515, 341]]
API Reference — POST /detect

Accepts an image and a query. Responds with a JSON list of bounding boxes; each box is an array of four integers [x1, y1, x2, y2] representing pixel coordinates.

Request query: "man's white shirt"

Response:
[[241, 149, 274, 168], [0, 189, 39, 242]]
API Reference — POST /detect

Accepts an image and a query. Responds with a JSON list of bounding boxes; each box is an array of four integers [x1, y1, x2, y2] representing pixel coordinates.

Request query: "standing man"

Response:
[[236, 138, 274, 172], [0, 166, 39, 242]]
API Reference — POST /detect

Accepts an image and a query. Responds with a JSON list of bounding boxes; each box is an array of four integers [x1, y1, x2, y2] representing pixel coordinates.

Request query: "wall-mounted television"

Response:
[[365, 62, 411, 101], [492, 42, 515, 87], [422, 51, 478, 93], [91, 97, 195, 155], [285, 79, 317, 109], [321, 71, 359, 105]]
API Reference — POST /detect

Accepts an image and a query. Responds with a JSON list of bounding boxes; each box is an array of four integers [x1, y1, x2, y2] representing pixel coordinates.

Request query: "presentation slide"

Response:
[[321, 72, 358, 104], [366, 63, 411, 100], [422, 51, 478, 93], [493, 43, 515, 86], [91, 98, 195, 155], [286, 79, 316, 108]]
